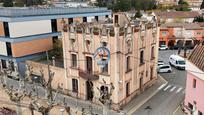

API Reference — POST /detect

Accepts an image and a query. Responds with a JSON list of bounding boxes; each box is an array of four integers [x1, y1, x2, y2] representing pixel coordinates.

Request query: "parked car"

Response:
[[169, 54, 186, 70], [159, 45, 168, 50], [158, 60, 164, 67], [157, 65, 172, 73], [170, 44, 184, 50]]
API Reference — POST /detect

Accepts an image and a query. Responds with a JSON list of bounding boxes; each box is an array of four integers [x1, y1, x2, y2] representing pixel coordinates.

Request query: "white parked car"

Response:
[[157, 65, 172, 73], [158, 60, 164, 66], [169, 54, 186, 70], [157, 60, 164, 69], [159, 45, 168, 50]]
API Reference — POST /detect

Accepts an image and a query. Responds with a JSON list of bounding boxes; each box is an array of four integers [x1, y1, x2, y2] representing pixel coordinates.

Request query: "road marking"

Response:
[[182, 89, 185, 94], [163, 85, 171, 91], [169, 86, 176, 92], [176, 87, 183, 93], [172, 105, 181, 115], [159, 75, 168, 84], [127, 89, 160, 115], [157, 83, 167, 90], [127, 76, 168, 115]]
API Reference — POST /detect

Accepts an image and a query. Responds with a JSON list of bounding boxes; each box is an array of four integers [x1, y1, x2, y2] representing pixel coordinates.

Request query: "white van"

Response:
[[169, 54, 186, 70]]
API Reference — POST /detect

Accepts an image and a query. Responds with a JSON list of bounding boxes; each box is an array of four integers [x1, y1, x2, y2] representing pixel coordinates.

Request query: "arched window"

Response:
[[151, 46, 155, 59], [101, 42, 107, 47], [126, 40, 132, 52], [86, 40, 91, 51], [126, 56, 131, 72], [140, 50, 144, 64], [72, 79, 78, 93], [71, 54, 77, 67], [126, 82, 130, 97]]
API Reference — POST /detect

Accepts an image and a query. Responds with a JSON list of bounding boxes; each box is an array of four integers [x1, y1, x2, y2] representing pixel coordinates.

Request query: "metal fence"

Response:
[[0, 7, 110, 17]]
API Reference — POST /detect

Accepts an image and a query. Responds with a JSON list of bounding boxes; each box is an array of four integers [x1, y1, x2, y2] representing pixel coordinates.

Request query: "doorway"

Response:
[[140, 77, 143, 91], [126, 82, 130, 97], [86, 81, 94, 101]]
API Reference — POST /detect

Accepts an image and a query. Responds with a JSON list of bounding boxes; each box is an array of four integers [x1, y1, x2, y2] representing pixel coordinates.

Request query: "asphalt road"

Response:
[[132, 50, 187, 115]]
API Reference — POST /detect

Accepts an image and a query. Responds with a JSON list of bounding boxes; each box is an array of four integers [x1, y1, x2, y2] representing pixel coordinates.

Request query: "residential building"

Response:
[[187, 0, 202, 8], [154, 11, 200, 23], [52, 1, 90, 7], [61, 12, 159, 110], [184, 42, 204, 115], [155, 0, 179, 6], [159, 22, 203, 48], [155, 0, 202, 7], [0, 7, 111, 75]]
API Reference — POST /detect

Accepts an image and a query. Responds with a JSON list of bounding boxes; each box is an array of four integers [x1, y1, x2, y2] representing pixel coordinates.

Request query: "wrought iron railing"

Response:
[[78, 69, 99, 81]]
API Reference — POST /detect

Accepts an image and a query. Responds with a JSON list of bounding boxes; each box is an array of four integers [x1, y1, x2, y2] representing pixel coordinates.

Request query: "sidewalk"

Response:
[[122, 76, 168, 115]]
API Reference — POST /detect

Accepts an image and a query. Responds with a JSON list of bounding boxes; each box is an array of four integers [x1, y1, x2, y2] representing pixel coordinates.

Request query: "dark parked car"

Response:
[[169, 45, 184, 50]]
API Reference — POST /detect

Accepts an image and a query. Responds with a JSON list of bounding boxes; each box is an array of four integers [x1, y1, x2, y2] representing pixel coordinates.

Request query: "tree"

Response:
[[178, 0, 185, 5], [49, 39, 63, 61], [15, 0, 44, 6], [113, 0, 131, 12], [134, 10, 142, 18], [193, 16, 204, 22], [201, 0, 204, 9], [133, 0, 157, 11], [3, 0, 13, 7], [176, 0, 191, 11]]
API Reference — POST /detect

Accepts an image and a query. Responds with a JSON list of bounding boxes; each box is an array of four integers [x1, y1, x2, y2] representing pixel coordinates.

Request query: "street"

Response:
[[132, 50, 187, 115]]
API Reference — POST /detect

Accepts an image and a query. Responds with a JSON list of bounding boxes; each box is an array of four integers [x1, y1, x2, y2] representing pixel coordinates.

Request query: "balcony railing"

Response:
[[78, 69, 99, 81]]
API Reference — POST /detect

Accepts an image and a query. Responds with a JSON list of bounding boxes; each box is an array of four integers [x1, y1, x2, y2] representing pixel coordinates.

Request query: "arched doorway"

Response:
[[140, 76, 143, 92], [126, 82, 130, 97], [86, 81, 94, 101]]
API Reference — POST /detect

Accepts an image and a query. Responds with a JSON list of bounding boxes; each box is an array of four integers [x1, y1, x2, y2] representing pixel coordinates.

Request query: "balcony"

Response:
[[78, 69, 99, 81]]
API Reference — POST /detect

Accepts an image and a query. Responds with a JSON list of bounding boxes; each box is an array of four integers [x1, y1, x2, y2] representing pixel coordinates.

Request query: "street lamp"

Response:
[[34, 76, 38, 98]]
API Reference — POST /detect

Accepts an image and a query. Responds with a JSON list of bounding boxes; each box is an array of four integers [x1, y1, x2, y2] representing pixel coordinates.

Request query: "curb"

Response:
[[127, 75, 168, 115], [158, 74, 168, 84]]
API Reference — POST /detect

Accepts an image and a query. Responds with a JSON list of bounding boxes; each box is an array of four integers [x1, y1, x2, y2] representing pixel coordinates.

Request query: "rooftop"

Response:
[[161, 22, 202, 30], [154, 11, 200, 18], [0, 7, 110, 17], [188, 43, 204, 72], [197, 22, 204, 27]]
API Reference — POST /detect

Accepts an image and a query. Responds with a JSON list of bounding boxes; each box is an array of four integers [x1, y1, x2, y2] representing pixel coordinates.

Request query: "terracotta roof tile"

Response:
[[155, 11, 200, 18], [188, 43, 204, 71], [197, 22, 204, 27], [161, 22, 202, 30]]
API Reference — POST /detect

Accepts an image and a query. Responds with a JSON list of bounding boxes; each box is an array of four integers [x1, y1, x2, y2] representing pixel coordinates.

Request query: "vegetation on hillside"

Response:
[[96, 0, 157, 12]]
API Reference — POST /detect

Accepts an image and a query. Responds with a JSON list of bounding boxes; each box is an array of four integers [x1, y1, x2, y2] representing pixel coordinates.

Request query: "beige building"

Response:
[[61, 13, 159, 109]]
